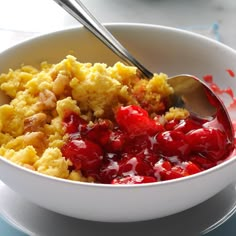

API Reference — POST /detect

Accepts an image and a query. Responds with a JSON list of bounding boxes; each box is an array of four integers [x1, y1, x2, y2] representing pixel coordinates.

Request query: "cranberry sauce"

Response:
[[61, 105, 234, 184]]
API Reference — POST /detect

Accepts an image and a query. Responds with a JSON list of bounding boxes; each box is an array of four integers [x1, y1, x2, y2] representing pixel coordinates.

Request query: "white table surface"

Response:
[[0, 0, 236, 51], [0, 0, 236, 235]]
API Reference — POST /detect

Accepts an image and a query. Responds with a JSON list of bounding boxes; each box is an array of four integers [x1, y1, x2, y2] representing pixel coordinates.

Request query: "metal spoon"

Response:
[[53, 0, 234, 143]]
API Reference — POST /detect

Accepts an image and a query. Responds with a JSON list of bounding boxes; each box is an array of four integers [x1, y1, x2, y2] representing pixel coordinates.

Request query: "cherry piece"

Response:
[[99, 159, 119, 184], [61, 139, 103, 174], [118, 156, 154, 177], [111, 176, 157, 184], [63, 112, 87, 134], [172, 118, 204, 133], [190, 155, 216, 169], [83, 119, 112, 146], [123, 134, 153, 154], [104, 129, 127, 152], [187, 128, 228, 161], [155, 130, 190, 159], [115, 105, 163, 137], [155, 161, 201, 181]]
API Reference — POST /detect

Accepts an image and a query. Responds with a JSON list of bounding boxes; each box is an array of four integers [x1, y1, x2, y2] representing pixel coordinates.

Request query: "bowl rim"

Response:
[[1, 150, 236, 189], [1, 22, 236, 56], [0, 23, 236, 189]]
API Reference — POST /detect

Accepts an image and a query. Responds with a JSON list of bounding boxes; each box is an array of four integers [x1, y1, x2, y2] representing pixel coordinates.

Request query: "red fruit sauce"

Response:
[[203, 69, 236, 111], [226, 69, 235, 78], [61, 104, 234, 184], [203, 70, 236, 146]]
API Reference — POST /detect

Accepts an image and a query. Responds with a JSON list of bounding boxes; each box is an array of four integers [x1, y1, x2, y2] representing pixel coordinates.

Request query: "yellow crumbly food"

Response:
[[0, 55, 188, 181]]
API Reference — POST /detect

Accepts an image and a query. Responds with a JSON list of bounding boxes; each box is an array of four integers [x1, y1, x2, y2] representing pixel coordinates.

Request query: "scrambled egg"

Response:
[[0, 55, 187, 181]]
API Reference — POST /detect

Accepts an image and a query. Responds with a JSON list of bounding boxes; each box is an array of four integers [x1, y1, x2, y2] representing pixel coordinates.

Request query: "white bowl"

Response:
[[0, 23, 236, 222]]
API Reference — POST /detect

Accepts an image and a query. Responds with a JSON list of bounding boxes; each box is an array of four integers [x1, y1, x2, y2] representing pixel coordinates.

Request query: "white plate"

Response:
[[0, 181, 236, 236]]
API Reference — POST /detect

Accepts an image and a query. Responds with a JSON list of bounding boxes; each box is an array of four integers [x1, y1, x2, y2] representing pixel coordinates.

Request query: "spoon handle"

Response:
[[53, 0, 153, 78]]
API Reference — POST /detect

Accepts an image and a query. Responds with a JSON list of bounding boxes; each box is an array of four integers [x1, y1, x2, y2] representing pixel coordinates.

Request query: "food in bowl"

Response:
[[1, 24, 236, 222], [0, 55, 233, 184]]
